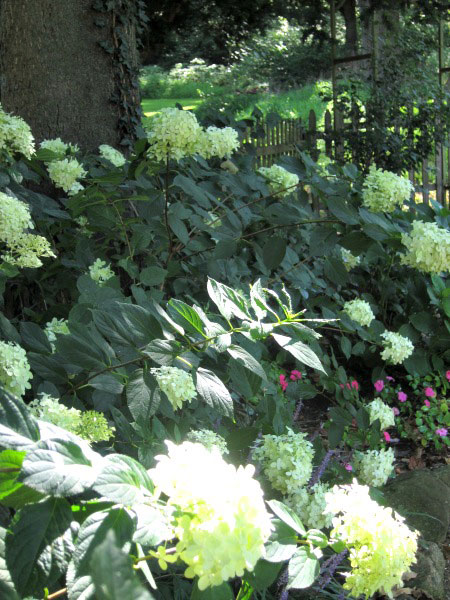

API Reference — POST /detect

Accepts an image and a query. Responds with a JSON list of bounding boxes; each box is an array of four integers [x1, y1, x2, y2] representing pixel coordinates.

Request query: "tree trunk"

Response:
[[0, 0, 141, 151], [340, 0, 358, 56]]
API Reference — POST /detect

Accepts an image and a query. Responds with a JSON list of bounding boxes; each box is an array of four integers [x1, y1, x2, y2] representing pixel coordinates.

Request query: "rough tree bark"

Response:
[[0, 0, 141, 151]]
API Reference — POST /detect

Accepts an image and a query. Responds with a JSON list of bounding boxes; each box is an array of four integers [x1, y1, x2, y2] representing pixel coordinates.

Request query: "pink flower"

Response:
[[392, 407, 400, 416], [424, 399, 431, 408], [279, 374, 288, 392], [446, 370, 450, 382], [436, 428, 448, 437], [383, 431, 391, 442], [424, 387, 435, 398], [346, 383, 351, 390], [374, 380, 384, 392], [398, 391, 407, 402], [339, 384, 345, 389], [290, 370, 302, 381], [344, 463, 353, 471], [351, 380, 359, 390], [386, 376, 395, 382]]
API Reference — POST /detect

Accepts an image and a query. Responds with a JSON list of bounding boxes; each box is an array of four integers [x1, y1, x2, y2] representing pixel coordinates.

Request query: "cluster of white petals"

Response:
[[258, 164, 299, 198], [40, 138, 78, 159], [253, 428, 314, 495], [400, 220, 450, 274], [362, 165, 413, 212], [88, 258, 114, 285], [186, 429, 228, 455], [380, 331, 414, 365], [341, 248, 361, 271], [47, 158, 86, 195], [344, 299, 375, 327], [0, 340, 32, 397], [324, 481, 418, 598], [149, 441, 272, 590], [98, 144, 126, 167], [0, 104, 35, 158], [198, 126, 240, 159], [368, 398, 396, 430], [354, 448, 395, 487], [287, 483, 333, 530], [151, 366, 196, 410]]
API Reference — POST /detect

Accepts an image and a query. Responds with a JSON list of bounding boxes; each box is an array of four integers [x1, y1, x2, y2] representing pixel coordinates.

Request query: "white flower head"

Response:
[[186, 429, 228, 455], [400, 220, 450, 274], [354, 447, 395, 487], [341, 248, 361, 271], [88, 258, 114, 285], [380, 331, 414, 365], [0, 341, 32, 397], [47, 157, 86, 195], [368, 398, 395, 430], [98, 144, 126, 167], [197, 126, 240, 159], [344, 299, 375, 327], [147, 108, 202, 162], [287, 482, 333, 530], [258, 164, 299, 198], [362, 165, 413, 212], [151, 366, 196, 410], [0, 105, 35, 158]]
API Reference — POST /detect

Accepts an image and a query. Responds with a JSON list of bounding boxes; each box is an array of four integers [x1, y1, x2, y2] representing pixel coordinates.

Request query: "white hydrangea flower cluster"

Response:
[[354, 448, 395, 487], [29, 394, 114, 443], [198, 127, 240, 159], [400, 220, 450, 274], [287, 483, 333, 530], [88, 258, 114, 285], [146, 108, 239, 163], [380, 331, 414, 365], [362, 165, 413, 213], [0, 191, 55, 268], [149, 441, 273, 590], [341, 248, 361, 271], [343, 299, 375, 327], [252, 428, 314, 495], [186, 429, 228, 455], [40, 138, 78, 159], [258, 164, 300, 198], [368, 398, 395, 430], [47, 157, 86, 195], [0, 340, 32, 397], [151, 366, 196, 411], [0, 104, 35, 158], [98, 144, 126, 167], [44, 318, 70, 351], [324, 481, 418, 599]]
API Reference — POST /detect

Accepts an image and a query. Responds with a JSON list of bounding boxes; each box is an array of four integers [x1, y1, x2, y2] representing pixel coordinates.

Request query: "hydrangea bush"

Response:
[[362, 165, 413, 212]]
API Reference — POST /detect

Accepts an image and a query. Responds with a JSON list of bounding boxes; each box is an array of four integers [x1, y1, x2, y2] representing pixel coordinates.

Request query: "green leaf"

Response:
[[6, 497, 73, 596], [324, 257, 349, 286], [173, 174, 211, 208], [207, 278, 250, 321], [287, 547, 320, 589], [271, 333, 325, 373], [245, 560, 282, 591], [195, 368, 233, 417], [264, 539, 298, 562], [0, 527, 18, 599], [93, 302, 163, 348], [190, 581, 233, 600], [94, 455, 154, 505], [263, 237, 287, 271], [144, 339, 182, 366], [326, 196, 359, 224], [340, 336, 352, 359], [132, 504, 172, 546], [140, 266, 168, 286], [328, 422, 345, 448], [126, 369, 161, 421], [91, 531, 155, 600], [229, 362, 262, 398], [267, 500, 306, 535], [0, 450, 42, 508], [19, 322, 52, 354], [227, 345, 267, 382], [20, 438, 99, 496], [250, 279, 268, 320], [89, 373, 124, 394], [305, 529, 328, 548], [168, 299, 206, 335], [67, 508, 135, 600], [0, 388, 40, 451]]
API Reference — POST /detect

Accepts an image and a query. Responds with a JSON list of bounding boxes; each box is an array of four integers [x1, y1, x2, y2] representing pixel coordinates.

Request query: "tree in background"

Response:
[[0, 0, 146, 150]]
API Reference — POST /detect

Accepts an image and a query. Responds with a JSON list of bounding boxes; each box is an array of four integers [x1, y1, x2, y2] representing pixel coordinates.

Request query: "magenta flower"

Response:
[[424, 387, 435, 398], [279, 374, 288, 392], [339, 384, 345, 389], [446, 370, 450, 382], [398, 391, 407, 402], [424, 399, 431, 408], [374, 380, 384, 392], [436, 428, 448, 437], [383, 431, 391, 442], [386, 376, 395, 382], [344, 463, 353, 471], [290, 370, 302, 381], [392, 407, 400, 416], [351, 380, 359, 390]]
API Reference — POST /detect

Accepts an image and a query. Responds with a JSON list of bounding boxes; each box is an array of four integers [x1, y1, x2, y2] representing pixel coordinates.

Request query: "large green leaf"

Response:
[[190, 581, 234, 599], [67, 507, 135, 600], [94, 455, 154, 505], [207, 278, 250, 321], [20, 438, 99, 496], [0, 388, 40, 451], [326, 196, 359, 225], [287, 547, 320, 589], [0, 449, 41, 508], [93, 302, 162, 348], [132, 504, 172, 546], [19, 321, 52, 354], [6, 498, 74, 596], [227, 345, 267, 382], [168, 299, 206, 335], [126, 370, 161, 421], [271, 333, 325, 373], [195, 368, 233, 416], [143, 339, 182, 366], [0, 527, 18, 599], [263, 237, 287, 271], [91, 531, 155, 600], [267, 500, 306, 536]]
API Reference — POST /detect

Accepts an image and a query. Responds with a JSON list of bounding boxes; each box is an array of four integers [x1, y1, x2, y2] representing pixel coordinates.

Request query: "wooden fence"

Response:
[[241, 109, 450, 207]]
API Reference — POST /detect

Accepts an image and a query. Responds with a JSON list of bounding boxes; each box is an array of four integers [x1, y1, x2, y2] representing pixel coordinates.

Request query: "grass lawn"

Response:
[[141, 97, 204, 119]]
